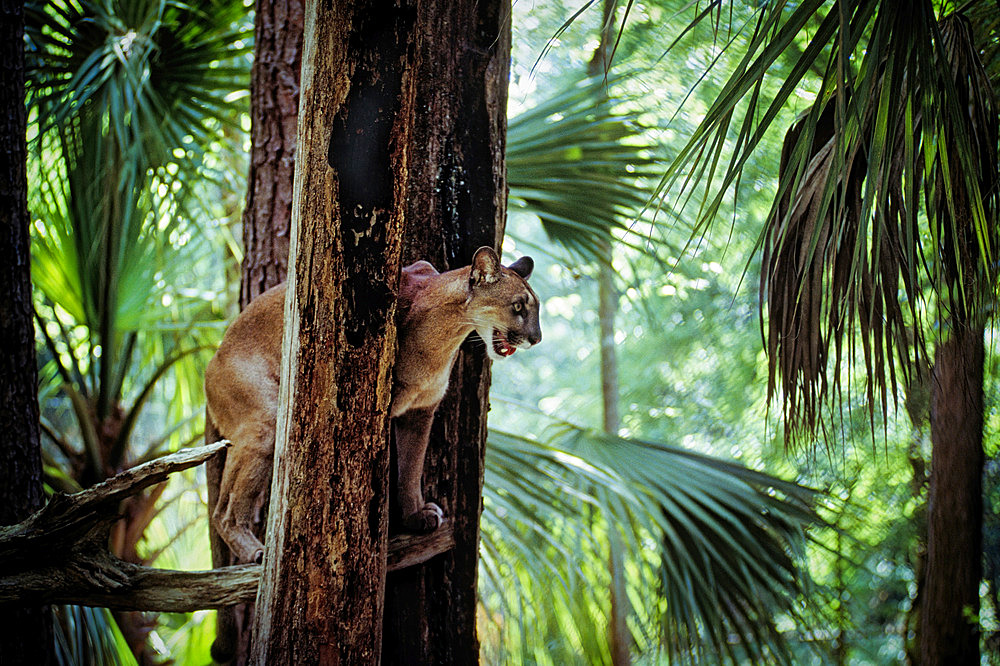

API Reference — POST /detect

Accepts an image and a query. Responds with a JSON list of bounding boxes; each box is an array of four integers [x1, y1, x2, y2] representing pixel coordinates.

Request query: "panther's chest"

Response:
[[390, 348, 460, 417]]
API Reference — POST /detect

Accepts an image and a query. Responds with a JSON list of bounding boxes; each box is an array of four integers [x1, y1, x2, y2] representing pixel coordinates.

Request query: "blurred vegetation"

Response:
[[20, 0, 1000, 664]]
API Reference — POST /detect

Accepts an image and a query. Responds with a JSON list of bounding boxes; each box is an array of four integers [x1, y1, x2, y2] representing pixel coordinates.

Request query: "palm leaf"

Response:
[[52, 605, 136, 666], [507, 72, 665, 265], [644, 0, 998, 441], [481, 416, 821, 664]]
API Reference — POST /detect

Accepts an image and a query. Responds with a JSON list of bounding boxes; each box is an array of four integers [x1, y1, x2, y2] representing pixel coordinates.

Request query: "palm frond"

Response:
[[650, 1, 998, 441], [507, 72, 664, 264], [53, 605, 136, 666], [481, 418, 822, 664], [25, 0, 251, 173]]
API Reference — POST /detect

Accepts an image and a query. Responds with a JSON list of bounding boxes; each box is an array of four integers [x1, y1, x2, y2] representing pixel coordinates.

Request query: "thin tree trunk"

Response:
[[0, 0, 55, 661], [598, 252, 620, 434], [902, 364, 930, 665], [249, 0, 413, 662], [588, 2, 630, 662], [381, 0, 509, 662], [920, 323, 984, 664], [239, 0, 303, 306]]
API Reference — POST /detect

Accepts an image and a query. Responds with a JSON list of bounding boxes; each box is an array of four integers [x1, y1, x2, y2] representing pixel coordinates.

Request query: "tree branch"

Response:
[[0, 442, 455, 612]]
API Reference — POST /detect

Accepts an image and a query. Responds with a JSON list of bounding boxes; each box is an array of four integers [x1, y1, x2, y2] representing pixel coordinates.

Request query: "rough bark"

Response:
[[920, 324, 984, 664], [239, 0, 304, 307], [248, 1, 414, 663], [0, 0, 55, 661], [381, 0, 509, 663]]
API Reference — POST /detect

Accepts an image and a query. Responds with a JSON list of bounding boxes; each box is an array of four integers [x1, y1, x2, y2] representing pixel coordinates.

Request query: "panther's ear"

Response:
[[507, 256, 534, 280], [470, 246, 502, 287]]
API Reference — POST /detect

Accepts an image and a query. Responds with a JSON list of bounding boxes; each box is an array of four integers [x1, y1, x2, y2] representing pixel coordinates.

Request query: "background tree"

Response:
[[239, 0, 302, 305], [0, 0, 54, 662]]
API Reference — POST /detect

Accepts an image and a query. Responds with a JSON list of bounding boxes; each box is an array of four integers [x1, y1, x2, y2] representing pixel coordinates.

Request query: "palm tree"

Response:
[[24, 0, 251, 660], [643, 1, 999, 662]]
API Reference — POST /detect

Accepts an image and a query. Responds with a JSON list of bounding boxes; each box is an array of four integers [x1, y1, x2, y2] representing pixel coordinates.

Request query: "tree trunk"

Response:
[[0, 0, 55, 662], [239, 0, 303, 307], [381, 1, 509, 663], [249, 0, 414, 662], [920, 323, 984, 664], [588, 2, 630, 662], [225, 0, 509, 661]]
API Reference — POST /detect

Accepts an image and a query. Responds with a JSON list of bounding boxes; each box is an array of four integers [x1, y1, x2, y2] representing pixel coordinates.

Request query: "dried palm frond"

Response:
[[667, 1, 1000, 441]]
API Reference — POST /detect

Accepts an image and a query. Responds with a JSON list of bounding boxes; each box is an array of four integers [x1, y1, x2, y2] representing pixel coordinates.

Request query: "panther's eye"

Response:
[[512, 302, 524, 315]]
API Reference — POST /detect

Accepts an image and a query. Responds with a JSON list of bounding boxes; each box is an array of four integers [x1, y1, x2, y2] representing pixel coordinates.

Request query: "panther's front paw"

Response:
[[402, 502, 445, 532]]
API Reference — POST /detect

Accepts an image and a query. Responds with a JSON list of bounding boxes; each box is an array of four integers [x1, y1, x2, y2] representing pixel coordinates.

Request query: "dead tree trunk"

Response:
[[249, 1, 414, 662], [0, 0, 55, 661], [382, 0, 510, 663]]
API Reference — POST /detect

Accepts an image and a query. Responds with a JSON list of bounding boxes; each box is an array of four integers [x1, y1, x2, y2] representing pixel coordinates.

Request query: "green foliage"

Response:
[[25, 0, 251, 659], [642, 0, 999, 439], [507, 73, 664, 264], [481, 419, 819, 665], [52, 605, 137, 666], [491, 6, 830, 662], [25, 0, 248, 475]]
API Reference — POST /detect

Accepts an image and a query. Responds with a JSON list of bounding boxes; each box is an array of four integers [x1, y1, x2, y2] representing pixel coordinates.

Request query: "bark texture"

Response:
[[249, 1, 414, 662], [0, 0, 54, 661], [920, 324, 984, 665], [381, 0, 510, 663], [239, 0, 304, 307]]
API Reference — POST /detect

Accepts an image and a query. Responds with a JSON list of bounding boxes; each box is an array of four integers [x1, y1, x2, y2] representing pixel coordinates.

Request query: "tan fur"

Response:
[[205, 247, 540, 564]]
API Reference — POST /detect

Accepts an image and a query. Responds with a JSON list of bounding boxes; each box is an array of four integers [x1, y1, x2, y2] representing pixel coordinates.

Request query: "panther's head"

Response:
[[466, 246, 542, 361]]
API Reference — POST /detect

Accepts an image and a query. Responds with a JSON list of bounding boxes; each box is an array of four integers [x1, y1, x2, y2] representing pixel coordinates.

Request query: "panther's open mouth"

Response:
[[492, 331, 516, 357]]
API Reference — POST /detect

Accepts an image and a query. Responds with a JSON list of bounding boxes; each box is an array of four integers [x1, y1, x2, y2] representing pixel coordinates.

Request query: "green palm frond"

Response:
[[649, 0, 998, 440], [26, 0, 246, 429], [25, 0, 251, 172], [53, 605, 136, 666], [481, 420, 821, 664], [507, 73, 664, 264]]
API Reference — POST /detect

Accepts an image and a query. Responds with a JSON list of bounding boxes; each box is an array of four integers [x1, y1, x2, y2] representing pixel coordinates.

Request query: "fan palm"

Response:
[[481, 415, 820, 665], [494, 73, 822, 663], [506, 72, 663, 264], [638, 0, 998, 661], [25, 0, 251, 661]]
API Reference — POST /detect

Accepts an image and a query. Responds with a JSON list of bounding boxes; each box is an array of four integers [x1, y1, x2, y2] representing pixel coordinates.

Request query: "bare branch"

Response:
[[0, 441, 455, 613]]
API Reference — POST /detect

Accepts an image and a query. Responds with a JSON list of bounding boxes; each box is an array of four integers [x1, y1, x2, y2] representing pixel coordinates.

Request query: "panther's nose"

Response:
[[528, 329, 541, 346]]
